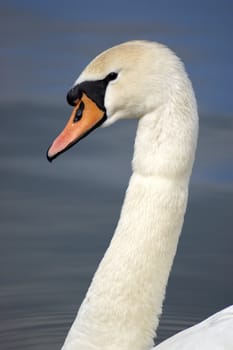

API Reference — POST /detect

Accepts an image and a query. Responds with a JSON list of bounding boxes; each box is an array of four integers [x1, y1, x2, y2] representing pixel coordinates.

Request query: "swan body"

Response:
[[154, 306, 233, 349], [47, 41, 232, 350]]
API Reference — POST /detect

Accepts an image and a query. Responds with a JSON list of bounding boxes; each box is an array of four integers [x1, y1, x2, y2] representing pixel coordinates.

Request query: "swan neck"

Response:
[[62, 84, 198, 350], [62, 176, 190, 350]]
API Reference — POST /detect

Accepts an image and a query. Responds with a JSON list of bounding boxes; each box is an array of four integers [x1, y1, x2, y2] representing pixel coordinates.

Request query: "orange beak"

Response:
[[47, 93, 106, 162]]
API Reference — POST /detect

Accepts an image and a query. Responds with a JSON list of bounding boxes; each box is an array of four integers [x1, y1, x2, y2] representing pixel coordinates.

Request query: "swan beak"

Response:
[[47, 93, 106, 162]]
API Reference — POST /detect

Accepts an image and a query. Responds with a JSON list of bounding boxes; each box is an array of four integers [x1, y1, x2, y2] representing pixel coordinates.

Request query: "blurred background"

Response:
[[0, 0, 233, 349]]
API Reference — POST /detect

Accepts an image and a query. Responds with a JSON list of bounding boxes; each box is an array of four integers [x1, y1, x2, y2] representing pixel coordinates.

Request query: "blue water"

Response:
[[1, 1, 233, 349]]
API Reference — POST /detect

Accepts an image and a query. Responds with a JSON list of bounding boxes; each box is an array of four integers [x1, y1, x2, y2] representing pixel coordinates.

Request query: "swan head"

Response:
[[47, 40, 197, 163]]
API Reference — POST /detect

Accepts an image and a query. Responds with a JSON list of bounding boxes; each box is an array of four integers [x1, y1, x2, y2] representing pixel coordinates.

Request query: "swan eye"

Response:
[[106, 72, 118, 82], [73, 101, 85, 123]]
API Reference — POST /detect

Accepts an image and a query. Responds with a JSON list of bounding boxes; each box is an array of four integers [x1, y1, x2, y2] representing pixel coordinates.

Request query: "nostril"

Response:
[[73, 101, 85, 123]]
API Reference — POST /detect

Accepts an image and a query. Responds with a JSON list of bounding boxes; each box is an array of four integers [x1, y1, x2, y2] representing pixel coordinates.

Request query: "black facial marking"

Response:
[[78, 79, 107, 111], [106, 72, 118, 82], [66, 72, 118, 111], [73, 101, 85, 123]]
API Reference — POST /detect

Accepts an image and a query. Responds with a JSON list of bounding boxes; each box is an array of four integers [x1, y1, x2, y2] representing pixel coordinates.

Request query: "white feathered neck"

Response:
[[62, 41, 199, 350]]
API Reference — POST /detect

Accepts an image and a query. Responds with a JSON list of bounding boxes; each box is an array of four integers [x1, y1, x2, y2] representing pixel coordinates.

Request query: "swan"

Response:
[[47, 41, 233, 350]]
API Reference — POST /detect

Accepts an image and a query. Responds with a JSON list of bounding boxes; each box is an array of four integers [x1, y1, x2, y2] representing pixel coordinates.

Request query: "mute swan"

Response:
[[47, 41, 233, 350]]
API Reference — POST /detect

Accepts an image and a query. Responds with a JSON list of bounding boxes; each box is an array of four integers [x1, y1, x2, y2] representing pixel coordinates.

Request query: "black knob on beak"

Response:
[[66, 85, 82, 106]]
